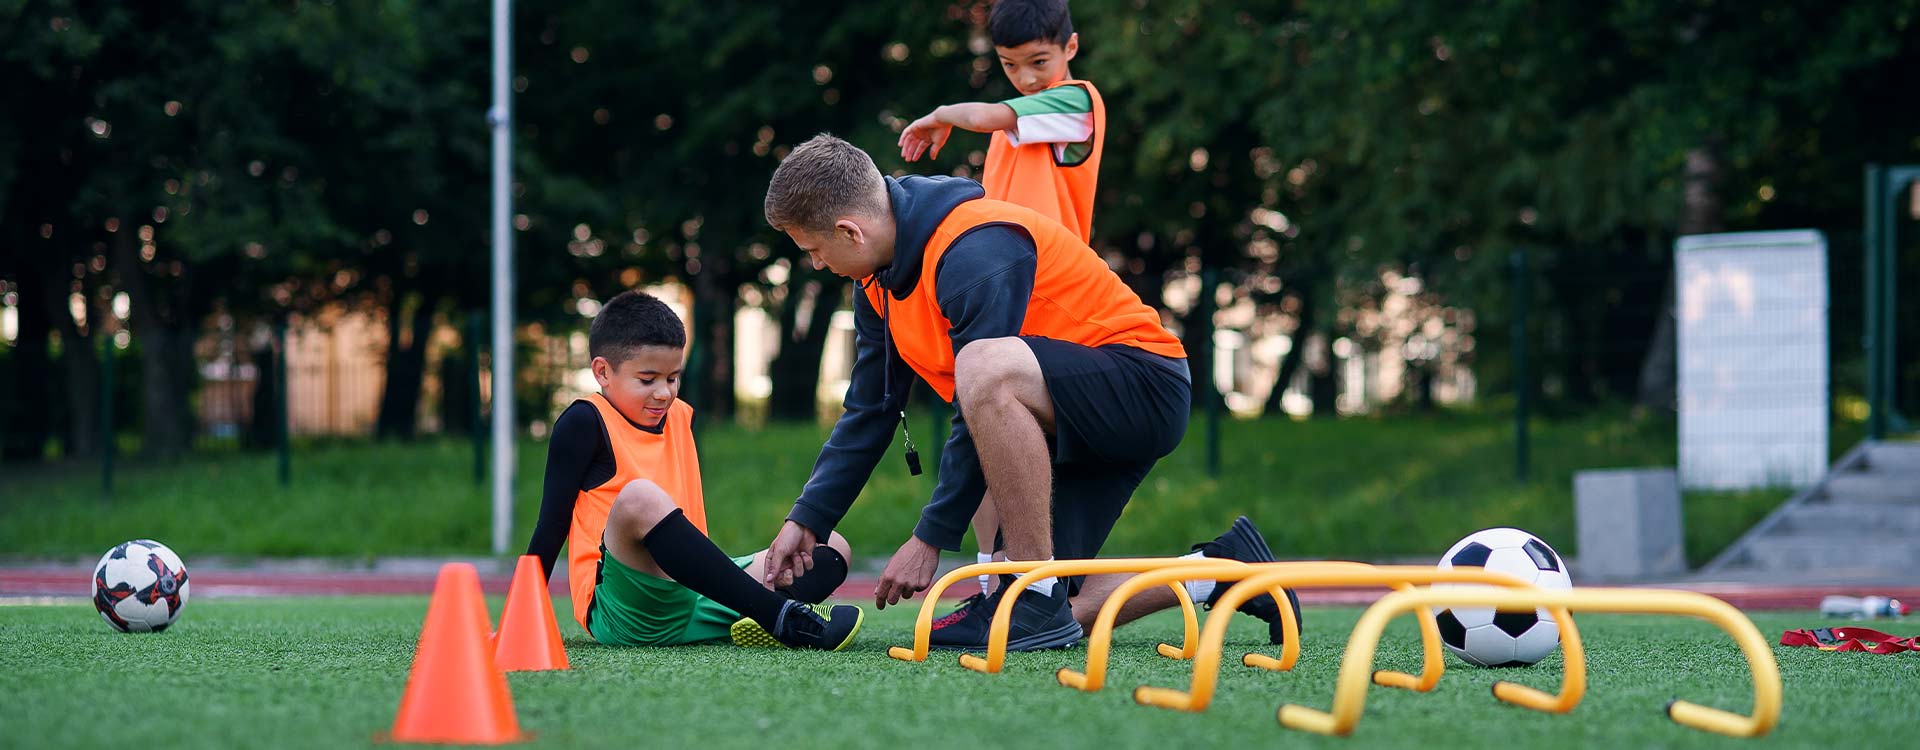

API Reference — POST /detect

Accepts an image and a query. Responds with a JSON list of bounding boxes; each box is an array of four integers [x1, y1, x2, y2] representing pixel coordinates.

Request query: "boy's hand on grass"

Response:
[[875, 536, 940, 609], [764, 520, 818, 589], [898, 112, 951, 162]]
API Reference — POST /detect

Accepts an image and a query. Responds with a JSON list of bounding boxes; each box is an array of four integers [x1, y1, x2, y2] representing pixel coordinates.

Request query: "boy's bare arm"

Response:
[[898, 103, 1017, 162]]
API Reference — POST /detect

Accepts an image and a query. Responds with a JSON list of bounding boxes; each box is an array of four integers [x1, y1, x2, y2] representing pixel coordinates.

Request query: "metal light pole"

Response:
[[487, 0, 514, 556]]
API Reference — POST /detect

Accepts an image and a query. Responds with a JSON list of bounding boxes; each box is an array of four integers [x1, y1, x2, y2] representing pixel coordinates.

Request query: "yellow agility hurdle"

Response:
[[1056, 561, 1381, 694], [1277, 588, 1779, 739], [954, 558, 1299, 674], [887, 558, 1217, 664], [1123, 565, 1584, 714]]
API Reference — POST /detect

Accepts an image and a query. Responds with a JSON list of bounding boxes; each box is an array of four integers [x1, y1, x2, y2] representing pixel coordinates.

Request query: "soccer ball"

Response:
[[1433, 527, 1570, 667], [93, 539, 191, 633]]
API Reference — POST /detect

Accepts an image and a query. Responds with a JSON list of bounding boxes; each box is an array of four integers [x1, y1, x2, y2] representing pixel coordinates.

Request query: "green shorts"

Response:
[[587, 544, 755, 647]]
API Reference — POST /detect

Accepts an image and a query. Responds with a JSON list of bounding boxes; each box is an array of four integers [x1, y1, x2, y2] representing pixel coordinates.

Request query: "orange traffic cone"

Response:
[[388, 563, 525, 744], [493, 555, 570, 671]]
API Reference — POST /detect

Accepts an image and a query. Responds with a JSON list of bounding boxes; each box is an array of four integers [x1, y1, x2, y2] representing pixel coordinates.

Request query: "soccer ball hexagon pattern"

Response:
[[93, 540, 191, 633], [1432, 527, 1570, 667]]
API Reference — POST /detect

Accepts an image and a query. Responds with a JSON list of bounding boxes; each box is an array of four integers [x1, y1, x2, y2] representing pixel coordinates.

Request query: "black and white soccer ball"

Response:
[[1433, 527, 1570, 667], [93, 539, 191, 633]]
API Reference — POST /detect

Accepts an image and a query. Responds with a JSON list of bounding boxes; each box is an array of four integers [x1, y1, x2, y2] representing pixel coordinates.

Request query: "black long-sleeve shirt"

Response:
[[523, 400, 666, 579]]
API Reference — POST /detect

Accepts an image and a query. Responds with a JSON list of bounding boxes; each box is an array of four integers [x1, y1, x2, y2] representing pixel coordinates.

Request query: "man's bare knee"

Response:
[[954, 338, 1031, 405], [608, 480, 677, 539]]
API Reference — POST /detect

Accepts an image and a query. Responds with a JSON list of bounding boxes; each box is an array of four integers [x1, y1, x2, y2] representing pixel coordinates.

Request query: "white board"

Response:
[[1676, 230, 1828, 489]]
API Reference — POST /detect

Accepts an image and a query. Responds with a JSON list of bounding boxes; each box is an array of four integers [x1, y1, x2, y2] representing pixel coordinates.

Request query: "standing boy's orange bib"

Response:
[[564, 394, 706, 629], [983, 80, 1104, 243], [863, 198, 1184, 402]]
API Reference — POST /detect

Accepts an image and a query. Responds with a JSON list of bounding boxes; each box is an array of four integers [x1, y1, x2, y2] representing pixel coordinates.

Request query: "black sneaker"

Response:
[[929, 576, 1082, 651], [928, 584, 998, 649], [754, 600, 865, 651], [1193, 516, 1304, 645], [925, 589, 990, 640]]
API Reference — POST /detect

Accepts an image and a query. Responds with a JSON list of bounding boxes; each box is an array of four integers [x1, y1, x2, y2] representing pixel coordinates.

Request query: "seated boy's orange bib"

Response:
[[863, 198, 1185, 403], [984, 80, 1104, 243], [565, 393, 707, 629]]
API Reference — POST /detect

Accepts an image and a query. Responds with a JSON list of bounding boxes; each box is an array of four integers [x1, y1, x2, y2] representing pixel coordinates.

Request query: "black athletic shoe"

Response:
[[926, 589, 994, 649], [758, 600, 865, 651], [1193, 516, 1304, 645], [929, 577, 1082, 651]]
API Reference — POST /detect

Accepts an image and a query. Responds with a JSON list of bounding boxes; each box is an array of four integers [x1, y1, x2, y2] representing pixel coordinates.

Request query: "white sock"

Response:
[[1012, 557, 1058, 595], [1181, 550, 1215, 602], [976, 552, 994, 595]]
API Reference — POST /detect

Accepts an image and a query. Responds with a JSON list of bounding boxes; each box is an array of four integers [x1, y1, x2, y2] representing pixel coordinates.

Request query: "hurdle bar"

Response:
[[1123, 565, 1584, 714], [1276, 587, 1778, 738], [887, 558, 1215, 664], [956, 558, 1297, 675], [1057, 561, 1378, 694]]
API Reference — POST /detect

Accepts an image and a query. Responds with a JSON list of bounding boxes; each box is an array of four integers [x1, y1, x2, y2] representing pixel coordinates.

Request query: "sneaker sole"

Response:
[[730, 616, 784, 648], [731, 607, 866, 651], [1005, 620, 1083, 652], [929, 619, 1084, 652]]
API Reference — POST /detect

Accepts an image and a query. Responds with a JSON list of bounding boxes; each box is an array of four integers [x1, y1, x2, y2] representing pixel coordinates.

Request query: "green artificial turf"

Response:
[[3, 597, 1914, 749]]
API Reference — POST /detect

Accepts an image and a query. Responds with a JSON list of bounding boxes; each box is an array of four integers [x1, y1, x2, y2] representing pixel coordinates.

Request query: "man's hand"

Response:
[[897, 111, 952, 162], [875, 536, 942, 609], [763, 520, 818, 589]]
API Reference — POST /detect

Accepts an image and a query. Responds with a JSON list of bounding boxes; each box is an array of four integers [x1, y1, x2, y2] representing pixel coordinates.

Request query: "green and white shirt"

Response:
[[1001, 85, 1096, 165]]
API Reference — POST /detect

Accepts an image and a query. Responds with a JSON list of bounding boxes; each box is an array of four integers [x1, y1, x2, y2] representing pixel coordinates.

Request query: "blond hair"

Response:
[[764, 134, 889, 232]]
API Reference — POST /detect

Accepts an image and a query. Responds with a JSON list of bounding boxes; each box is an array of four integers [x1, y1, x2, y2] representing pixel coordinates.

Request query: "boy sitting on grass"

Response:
[[523, 290, 864, 649]]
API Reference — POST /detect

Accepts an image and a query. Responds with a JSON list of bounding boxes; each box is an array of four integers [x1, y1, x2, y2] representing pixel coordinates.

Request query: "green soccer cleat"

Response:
[[731, 601, 865, 651]]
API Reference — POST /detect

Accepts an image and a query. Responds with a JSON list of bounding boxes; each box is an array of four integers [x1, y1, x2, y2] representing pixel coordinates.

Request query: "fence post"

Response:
[[1865, 163, 1885, 441], [275, 318, 290, 486], [470, 311, 485, 485], [1511, 251, 1530, 481], [100, 334, 115, 497], [1888, 169, 1919, 434], [1202, 268, 1221, 478]]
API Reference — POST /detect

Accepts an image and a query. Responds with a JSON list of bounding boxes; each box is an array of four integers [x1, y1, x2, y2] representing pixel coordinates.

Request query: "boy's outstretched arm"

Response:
[[898, 103, 1017, 162]]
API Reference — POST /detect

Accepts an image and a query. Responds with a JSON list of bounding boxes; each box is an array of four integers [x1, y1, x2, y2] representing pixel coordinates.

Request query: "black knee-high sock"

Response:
[[779, 546, 848, 603], [640, 509, 785, 627]]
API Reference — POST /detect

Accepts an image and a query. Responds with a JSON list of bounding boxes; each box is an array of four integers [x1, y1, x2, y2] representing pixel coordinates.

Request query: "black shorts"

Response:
[[1007, 338, 1190, 587]]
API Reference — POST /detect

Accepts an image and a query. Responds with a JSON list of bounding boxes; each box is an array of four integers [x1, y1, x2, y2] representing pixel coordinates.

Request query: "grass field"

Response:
[[2, 410, 1845, 567], [2, 596, 1910, 749]]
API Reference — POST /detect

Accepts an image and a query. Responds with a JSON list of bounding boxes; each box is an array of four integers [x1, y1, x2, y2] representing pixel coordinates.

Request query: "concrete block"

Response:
[[1864, 442, 1920, 474], [1574, 468, 1686, 581], [1824, 473, 1920, 503]]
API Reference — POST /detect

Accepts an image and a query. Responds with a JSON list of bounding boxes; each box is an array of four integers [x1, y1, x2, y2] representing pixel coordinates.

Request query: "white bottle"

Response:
[[1819, 595, 1909, 620]]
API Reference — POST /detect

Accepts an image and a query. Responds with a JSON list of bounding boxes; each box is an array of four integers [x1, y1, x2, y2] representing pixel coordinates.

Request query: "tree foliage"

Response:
[[4, 0, 1919, 462]]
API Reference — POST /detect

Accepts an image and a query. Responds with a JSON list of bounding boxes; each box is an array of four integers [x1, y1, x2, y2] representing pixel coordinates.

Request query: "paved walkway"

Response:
[[10, 558, 1917, 610]]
